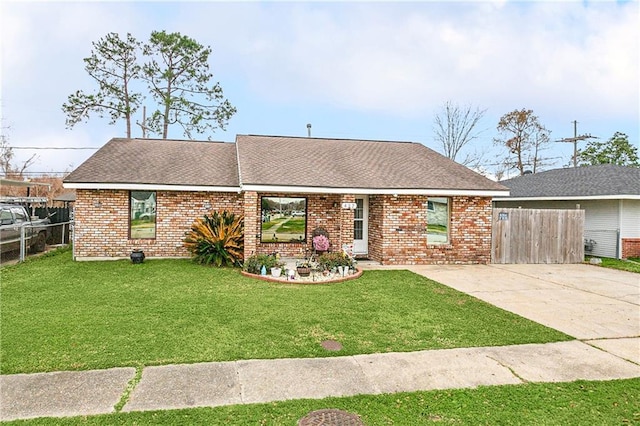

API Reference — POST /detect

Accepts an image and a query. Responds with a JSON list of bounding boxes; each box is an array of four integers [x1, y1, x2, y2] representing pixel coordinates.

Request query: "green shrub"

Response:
[[243, 253, 284, 274], [317, 251, 354, 270], [184, 211, 244, 267]]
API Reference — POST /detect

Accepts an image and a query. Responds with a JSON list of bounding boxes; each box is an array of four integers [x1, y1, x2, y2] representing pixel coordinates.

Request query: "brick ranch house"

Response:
[[63, 135, 509, 264]]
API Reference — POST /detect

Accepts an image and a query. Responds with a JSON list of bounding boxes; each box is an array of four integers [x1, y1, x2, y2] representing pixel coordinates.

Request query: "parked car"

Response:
[[0, 204, 51, 254]]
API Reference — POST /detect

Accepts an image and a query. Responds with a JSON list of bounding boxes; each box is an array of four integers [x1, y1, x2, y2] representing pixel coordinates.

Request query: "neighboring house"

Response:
[[63, 135, 509, 264], [52, 191, 76, 208], [493, 165, 640, 259]]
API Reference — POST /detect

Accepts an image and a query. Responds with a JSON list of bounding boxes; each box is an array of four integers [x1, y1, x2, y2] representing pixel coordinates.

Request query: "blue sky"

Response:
[[1, 1, 638, 180]]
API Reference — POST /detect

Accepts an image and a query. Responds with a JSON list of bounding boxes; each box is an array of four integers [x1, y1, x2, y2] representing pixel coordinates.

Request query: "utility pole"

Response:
[[557, 120, 596, 167], [137, 106, 149, 139]]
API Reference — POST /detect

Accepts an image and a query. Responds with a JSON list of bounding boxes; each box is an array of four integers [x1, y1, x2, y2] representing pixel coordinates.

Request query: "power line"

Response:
[[10, 147, 98, 150], [4, 172, 70, 175]]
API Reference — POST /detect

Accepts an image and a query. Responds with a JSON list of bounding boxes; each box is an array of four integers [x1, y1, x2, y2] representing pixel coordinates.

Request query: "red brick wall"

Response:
[[73, 189, 242, 259], [446, 196, 492, 264], [368, 195, 384, 262], [367, 195, 492, 265], [74, 189, 492, 264], [622, 238, 640, 259]]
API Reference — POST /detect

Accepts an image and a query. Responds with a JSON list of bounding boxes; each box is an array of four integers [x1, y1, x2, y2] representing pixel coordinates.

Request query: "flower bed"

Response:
[[241, 267, 363, 284]]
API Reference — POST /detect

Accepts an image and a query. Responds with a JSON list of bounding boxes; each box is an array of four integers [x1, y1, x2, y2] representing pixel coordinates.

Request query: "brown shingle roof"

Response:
[[65, 135, 508, 193], [64, 138, 239, 187], [236, 135, 506, 191]]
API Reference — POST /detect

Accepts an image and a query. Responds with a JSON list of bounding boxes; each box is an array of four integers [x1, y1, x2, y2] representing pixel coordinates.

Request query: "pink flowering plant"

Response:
[[312, 234, 330, 252]]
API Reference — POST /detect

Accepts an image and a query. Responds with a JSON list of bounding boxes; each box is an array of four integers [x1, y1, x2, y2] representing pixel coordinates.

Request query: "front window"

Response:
[[260, 196, 306, 243], [130, 191, 156, 239], [427, 197, 449, 244]]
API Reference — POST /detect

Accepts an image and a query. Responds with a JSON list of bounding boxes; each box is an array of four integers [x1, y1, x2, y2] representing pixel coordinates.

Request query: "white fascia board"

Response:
[[493, 194, 640, 202], [241, 184, 509, 197], [63, 182, 242, 193]]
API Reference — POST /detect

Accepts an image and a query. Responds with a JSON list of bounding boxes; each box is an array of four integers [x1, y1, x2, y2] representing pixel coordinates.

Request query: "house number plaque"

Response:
[[341, 202, 357, 210], [498, 212, 509, 221]]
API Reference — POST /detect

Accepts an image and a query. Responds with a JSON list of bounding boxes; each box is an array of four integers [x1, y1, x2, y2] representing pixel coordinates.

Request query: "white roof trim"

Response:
[[493, 194, 640, 201], [63, 183, 242, 193], [63, 182, 509, 197], [241, 184, 509, 197]]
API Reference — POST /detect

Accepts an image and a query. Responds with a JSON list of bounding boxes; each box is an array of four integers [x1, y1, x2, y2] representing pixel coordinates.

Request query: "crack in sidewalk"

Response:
[[114, 365, 143, 412], [485, 355, 528, 383]]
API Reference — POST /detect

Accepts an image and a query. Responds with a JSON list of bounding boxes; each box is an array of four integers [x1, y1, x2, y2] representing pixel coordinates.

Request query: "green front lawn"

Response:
[[587, 256, 640, 274], [4, 379, 639, 425], [1, 249, 570, 374]]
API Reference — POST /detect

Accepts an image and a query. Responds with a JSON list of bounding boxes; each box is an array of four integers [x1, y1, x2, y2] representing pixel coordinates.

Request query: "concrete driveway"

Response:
[[407, 263, 639, 363]]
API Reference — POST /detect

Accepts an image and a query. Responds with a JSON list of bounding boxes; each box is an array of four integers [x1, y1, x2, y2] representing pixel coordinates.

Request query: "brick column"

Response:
[[243, 191, 259, 260], [339, 194, 355, 253]]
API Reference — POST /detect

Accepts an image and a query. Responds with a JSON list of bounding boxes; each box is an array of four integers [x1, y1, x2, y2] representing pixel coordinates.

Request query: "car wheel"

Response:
[[32, 232, 46, 253]]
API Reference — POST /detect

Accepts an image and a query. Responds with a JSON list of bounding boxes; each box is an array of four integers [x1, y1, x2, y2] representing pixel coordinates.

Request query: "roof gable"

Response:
[[497, 165, 640, 198]]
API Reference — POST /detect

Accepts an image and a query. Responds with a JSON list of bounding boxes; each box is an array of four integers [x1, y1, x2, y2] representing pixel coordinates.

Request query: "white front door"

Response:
[[353, 196, 368, 255]]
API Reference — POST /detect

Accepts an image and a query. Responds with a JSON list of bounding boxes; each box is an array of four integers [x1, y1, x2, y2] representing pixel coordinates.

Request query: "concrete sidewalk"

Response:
[[2, 340, 639, 421]]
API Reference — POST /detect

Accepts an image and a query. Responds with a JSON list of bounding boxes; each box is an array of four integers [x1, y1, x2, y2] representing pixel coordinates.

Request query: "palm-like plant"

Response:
[[184, 211, 244, 267]]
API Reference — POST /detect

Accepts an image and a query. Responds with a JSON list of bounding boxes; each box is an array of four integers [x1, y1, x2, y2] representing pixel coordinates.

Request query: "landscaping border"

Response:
[[241, 268, 363, 284]]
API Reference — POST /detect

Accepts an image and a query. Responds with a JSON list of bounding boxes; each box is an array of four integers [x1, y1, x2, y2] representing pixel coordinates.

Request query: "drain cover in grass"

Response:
[[298, 409, 364, 426], [320, 340, 343, 351]]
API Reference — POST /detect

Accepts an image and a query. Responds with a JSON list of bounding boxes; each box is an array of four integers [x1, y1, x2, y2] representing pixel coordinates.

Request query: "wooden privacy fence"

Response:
[[492, 208, 584, 264]]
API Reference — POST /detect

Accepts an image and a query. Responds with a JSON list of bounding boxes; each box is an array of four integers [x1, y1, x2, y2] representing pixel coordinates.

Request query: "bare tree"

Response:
[[433, 101, 487, 164], [1, 127, 36, 179], [494, 108, 552, 175]]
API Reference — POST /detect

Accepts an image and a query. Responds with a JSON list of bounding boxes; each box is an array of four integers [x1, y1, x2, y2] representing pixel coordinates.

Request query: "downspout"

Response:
[[617, 199, 622, 259]]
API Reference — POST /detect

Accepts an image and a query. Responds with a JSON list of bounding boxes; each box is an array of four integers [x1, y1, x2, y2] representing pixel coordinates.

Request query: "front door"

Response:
[[353, 196, 368, 255]]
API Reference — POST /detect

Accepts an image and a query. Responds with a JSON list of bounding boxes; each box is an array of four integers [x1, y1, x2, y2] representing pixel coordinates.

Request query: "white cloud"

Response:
[[1, 1, 637, 175], [200, 2, 638, 122]]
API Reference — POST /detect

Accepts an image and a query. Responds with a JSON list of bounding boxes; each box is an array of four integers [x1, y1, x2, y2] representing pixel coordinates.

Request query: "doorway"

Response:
[[353, 196, 368, 255]]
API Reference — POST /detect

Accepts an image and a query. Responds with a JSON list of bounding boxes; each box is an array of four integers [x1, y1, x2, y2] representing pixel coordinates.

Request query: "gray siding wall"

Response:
[[620, 199, 640, 239]]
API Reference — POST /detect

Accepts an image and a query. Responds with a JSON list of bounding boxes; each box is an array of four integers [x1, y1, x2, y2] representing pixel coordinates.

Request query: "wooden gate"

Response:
[[492, 208, 584, 264]]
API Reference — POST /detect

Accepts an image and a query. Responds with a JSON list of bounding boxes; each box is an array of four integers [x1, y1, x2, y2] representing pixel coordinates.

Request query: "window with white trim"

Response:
[[426, 197, 449, 244], [130, 191, 156, 239]]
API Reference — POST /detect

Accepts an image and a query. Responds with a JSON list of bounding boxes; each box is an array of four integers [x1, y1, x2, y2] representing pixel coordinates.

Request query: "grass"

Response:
[[278, 217, 306, 233], [3, 378, 639, 425], [261, 217, 286, 229], [587, 256, 640, 274], [1, 248, 571, 375]]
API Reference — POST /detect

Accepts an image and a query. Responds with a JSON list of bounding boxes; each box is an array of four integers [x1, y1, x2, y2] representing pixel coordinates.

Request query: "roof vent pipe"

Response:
[[307, 123, 311, 137]]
